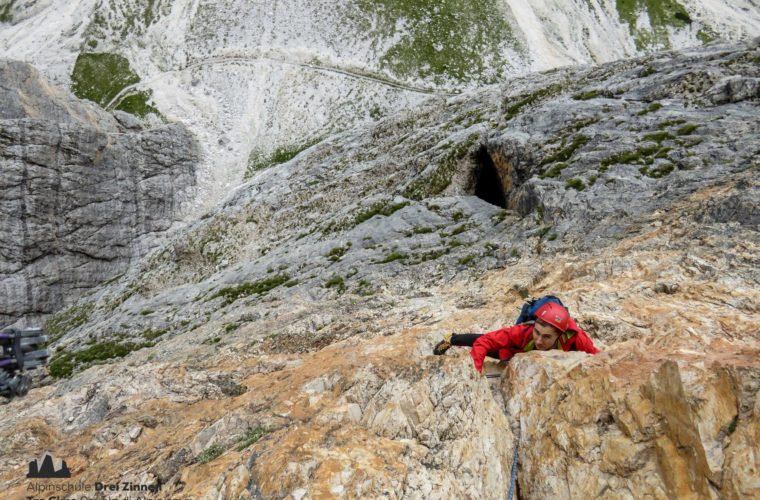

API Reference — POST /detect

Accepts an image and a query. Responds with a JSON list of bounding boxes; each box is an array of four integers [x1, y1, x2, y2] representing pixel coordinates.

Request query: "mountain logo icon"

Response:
[[27, 452, 71, 478]]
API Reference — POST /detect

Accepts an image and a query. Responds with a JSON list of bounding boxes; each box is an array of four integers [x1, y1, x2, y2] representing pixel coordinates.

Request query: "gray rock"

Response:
[[151, 446, 193, 484], [0, 37, 756, 500], [694, 187, 760, 229], [654, 282, 680, 294], [30, 41, 760, 386], [112, 110, 144, 130], [138, 415, 159, 428], [211, 374, 247, 397], [0, 60, 200, 325], [128, 426, 142, 440], [707, 76, 760, 105]]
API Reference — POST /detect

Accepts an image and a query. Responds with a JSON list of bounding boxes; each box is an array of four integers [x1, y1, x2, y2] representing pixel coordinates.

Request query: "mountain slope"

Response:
[[0, 39, 758, 498], [2, 0, 759, 209]]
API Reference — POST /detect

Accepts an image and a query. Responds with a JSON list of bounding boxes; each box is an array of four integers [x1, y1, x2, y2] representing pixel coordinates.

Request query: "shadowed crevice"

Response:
[[473, 146, 507, 208]]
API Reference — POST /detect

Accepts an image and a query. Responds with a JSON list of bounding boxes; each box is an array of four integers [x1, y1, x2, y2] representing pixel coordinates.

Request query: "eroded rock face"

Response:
[[244, 353, 515, 498], [38, 39, 759, 366], [0, 60, 199, 325], [503, 339, 760, 499]]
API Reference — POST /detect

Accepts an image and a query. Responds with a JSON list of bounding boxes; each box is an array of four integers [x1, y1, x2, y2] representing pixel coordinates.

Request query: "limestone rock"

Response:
[[1, 41, 759, 500], [504, 339, 760, 499], [0, 60, 199, 325]]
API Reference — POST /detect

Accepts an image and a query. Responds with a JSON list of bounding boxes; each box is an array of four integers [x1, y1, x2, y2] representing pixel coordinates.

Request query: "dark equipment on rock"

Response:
[[0, 328, 48, 397], [515, 295, 566, 326]]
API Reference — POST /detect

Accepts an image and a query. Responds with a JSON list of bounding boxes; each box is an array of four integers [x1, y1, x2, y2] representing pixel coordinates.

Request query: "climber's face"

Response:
[[533, 319, 562, 350]]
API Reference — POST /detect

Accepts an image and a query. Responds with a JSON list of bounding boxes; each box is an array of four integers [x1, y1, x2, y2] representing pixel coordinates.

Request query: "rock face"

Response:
[[2, 0, 758, 207], [39, 38, 757, 357], [505, 340, 760, 499], [0, 41, 759, 498], [0, 60, 199, 326]]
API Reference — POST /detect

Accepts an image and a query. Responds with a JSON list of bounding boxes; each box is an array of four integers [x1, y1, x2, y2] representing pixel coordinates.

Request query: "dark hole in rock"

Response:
[[473, 146, 507, 208]]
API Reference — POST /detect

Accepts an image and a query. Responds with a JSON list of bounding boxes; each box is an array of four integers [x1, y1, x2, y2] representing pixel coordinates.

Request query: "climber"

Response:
[[432, 301, 598, 373]]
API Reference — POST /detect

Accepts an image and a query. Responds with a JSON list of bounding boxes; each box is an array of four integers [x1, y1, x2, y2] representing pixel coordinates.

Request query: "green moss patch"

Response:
[[359, 0, 520, 85], [49, 340, 153, 378], [457, 254, 475, 265], [697, 28, 717, 44], [642, 131, 675, 143], [637, 102, 663, 115], [541, 135, 590, 166], [236, 427, 270, 451], [600, 145, 662, 171], [209, 275, 290, 306], [354, 200, 409, 225], [505, 82, 565, 120], [639, 65, 657, 77], [44, 303, 95, 343], [0, 1, 15, 23], [658, 118, 687, 129], [115, 90, 161, 118], [377, 251, 407, 264], [326, 246, 349, 262], [541, 162, 568, 179], [196, 445, 224, 464], [224, 323, 241, 333], [564, 117, 601, 135], [356, 279, 376, 296], [654, 147, 672, 158], [404, 133, 479, 200], [451, 108, 488, 128], [142, 327, 169, 340], [408, 248, 449, 265], [71, 53, 140, 107], [324, 275, 346, 293], [572, 89, 601, 100], [616, 0, 693, 51], [676, 123, 700, 136], [639, 162, 675, 178], [450, 224, 467, 236], [565, 178, 586, 191], [245, 138, 321, 178]]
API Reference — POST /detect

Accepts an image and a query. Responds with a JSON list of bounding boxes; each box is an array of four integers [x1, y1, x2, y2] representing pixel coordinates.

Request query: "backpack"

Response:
[[515, 295, 565, 325]]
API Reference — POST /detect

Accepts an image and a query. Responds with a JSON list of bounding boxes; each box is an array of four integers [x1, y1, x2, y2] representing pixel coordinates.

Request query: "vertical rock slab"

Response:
[[501, 340, 759, 499], [0, 60, 199, 325]]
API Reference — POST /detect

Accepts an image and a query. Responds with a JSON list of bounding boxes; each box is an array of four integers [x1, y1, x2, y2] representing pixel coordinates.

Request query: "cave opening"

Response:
[[473, 146, 507, 208]]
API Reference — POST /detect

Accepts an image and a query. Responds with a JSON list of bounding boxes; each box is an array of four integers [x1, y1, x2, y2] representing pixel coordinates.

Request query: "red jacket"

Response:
[[470, 318, 599, 372]]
